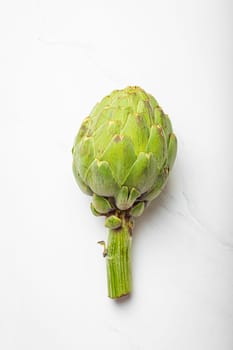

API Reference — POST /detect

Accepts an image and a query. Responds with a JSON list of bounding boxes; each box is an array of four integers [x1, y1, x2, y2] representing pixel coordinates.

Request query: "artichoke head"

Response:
[[72, 86, 177, 225]]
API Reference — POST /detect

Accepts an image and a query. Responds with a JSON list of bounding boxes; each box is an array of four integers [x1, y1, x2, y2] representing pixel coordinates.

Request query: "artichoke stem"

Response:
[[106, 216, 132, 299]]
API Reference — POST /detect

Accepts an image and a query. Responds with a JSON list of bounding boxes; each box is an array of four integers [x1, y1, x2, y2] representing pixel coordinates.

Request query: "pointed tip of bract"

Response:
[[125, 85, 143, 91]]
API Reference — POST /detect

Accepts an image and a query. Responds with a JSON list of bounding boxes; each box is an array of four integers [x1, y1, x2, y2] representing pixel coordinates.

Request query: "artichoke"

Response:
[[72, 86, 177, 299]]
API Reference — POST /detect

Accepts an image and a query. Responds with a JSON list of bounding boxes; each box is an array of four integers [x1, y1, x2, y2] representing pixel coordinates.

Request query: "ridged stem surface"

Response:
[[106, 217, 132, 299]]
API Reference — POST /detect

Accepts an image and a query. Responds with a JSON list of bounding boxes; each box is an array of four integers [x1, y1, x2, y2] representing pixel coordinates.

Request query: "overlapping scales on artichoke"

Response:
[[72, 86, 177, 227]]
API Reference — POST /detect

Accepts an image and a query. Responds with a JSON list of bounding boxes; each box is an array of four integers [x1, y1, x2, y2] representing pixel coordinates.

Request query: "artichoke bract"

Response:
[[72, 86, 177, 299]]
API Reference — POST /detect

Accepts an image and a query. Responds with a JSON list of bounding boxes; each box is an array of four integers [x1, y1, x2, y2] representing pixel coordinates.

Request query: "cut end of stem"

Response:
[[109, 292, 130, 300]]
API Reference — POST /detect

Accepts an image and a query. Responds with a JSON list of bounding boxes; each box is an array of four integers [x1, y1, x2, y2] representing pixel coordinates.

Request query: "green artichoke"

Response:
[[72, 86, 177, 299]]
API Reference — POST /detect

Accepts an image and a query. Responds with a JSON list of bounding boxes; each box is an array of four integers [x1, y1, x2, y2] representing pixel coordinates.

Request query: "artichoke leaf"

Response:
[[105, 215, 122, 229], [72, 167, 93, 195], [124, 152, 157, 194], [168, 133, 177, 170], [121, 113, 150, 155], [101, 135, 137, 186], [86, 160, 119, 197], [92, 194, 113, 214], [147, 124, 167, 171], [141, 172, 168, 202], [116, 186, 129, 210], [130, 202, 145, 217], [75, 136, 95, 180]]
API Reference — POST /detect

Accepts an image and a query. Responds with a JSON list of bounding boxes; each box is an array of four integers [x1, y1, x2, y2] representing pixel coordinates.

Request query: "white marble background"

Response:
[[0, 1, 232, 349]]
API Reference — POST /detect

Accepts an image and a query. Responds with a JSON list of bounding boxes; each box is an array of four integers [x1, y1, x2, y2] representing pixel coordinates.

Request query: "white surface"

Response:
[[0, 1, 232, 349]]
